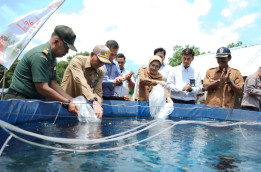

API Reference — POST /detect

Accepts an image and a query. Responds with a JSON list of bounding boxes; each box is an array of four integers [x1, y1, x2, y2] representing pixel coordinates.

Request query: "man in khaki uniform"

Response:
[[62, 45, 111, 118], [203, 47, 244, 108]]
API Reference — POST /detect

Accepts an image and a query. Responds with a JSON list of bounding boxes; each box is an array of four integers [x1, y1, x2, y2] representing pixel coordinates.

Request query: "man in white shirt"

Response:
[[154, 48, 172, 82], [167, 48, 202, 104], [114, 53, 135, 100]]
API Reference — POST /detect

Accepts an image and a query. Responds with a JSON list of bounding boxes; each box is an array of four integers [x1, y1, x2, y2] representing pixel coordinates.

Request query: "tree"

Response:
[[0, 59, 19, 88], [56, 51, 90, 85], [168, 45, 204, 67], [67, 51, 89, 63], [56, 61, 69, 85], [227, 41, 242, 48]]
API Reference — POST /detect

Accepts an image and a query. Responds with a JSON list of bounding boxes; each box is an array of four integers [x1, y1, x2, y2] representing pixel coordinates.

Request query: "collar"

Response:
[[215, 66, 230, 73], [181, 65, 191, 71], [107, 60, 116, 66], [45, 42, 53, 60], [84, 56, 91, 68], [121, 67, 125, 73]]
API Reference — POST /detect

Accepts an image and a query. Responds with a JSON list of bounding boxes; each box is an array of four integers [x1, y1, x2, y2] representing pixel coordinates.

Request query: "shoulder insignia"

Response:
[[42, 48, 49, 55], [41, 55, 48, 61]]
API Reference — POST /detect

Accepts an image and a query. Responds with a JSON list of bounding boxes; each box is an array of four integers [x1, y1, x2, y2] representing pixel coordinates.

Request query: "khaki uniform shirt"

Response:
[[241, 73, 261, 109], [61, 55, 104, 103], [203, 67, 244, 108], [9, 42, 56, 99], [137, 67, 170, 101]]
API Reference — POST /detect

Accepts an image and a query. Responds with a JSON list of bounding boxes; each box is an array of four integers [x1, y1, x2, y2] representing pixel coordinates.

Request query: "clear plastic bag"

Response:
[[149, 84, 174, 119], [73, 96, 101, 123]]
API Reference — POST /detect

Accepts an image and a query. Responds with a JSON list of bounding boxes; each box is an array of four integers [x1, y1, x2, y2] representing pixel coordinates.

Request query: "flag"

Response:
[[0, 0, 65, 69]]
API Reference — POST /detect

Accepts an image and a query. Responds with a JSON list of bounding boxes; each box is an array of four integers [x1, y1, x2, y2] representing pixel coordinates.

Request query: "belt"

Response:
[[172, 98, 195, 104], [7, 88, 31, 99], [103, 96, 125, 101]]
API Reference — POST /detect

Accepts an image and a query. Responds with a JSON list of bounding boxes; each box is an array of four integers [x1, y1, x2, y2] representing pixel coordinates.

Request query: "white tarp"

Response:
[[189, 44, 261, 77]]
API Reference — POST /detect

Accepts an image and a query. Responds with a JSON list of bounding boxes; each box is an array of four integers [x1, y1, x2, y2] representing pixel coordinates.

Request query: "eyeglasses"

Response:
[[150, 64, 160, 69]]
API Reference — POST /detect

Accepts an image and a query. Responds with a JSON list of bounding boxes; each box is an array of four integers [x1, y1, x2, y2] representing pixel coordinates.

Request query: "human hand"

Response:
[[225, 69, 231, 82], [68, 103, 79, 115], [166, 97, 173, 104], [156, 81, 166, 87], [182, 83, 191, 92], [220, 68, 230, 83], [93, 101, 103, 118], [124, 72, 133, 81], [123, 95, 130, 100], [113, 76, 123, 85]]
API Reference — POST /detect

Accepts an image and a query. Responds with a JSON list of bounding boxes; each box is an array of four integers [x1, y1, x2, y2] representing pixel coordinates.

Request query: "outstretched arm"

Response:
[[34, 82, 78, 115]]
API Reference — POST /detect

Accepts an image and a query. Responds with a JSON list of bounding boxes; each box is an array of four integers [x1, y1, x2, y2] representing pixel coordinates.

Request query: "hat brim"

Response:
[[67, 44, 77, 52], [98, 56, 111, 64], [216, 55, 229, 58]]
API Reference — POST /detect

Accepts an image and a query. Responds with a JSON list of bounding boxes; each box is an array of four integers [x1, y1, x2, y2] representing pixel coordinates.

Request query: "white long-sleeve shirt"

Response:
[[167, 65, 202, 101], [114, 68, 134, 97]]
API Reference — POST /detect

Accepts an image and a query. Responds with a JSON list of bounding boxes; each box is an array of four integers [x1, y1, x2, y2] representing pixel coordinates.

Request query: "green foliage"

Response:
[[227, 41, 242, 48], [56, 51, 90, 85], [168, 45, 202, 67], [129, 88, 134, 96], [67, 51, 90, 63], [0, 59, 19, 88], [56, 61, 69, 85]]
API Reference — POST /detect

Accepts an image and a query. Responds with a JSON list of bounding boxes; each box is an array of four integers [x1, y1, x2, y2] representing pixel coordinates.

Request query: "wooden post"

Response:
[[1, 68, 7, 100]]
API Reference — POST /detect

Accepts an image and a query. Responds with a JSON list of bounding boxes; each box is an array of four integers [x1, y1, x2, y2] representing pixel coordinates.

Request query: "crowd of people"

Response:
[[4, 25, 261, 119]]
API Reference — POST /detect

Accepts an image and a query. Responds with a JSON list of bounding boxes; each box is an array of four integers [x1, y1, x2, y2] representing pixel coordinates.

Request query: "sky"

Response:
[[1, 0, 261, 74]]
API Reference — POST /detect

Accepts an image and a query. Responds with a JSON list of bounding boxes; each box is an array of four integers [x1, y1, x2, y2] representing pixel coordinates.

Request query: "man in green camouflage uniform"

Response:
[[5, 25, 78, 115]]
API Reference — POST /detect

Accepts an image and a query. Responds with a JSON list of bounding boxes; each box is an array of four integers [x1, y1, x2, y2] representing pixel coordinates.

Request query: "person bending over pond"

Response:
[[137, 55, 173, 103]]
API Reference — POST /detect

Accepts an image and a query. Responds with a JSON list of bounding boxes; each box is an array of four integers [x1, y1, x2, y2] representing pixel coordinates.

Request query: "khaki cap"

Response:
[[93, 45, 111, 64]]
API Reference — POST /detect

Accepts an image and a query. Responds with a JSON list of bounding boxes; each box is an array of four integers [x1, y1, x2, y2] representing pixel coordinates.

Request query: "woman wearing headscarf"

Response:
[[137, 55, 172, 103]]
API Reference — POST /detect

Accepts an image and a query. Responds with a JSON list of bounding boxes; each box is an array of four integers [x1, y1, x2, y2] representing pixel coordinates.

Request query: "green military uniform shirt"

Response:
[[9, 42, 57, 99]]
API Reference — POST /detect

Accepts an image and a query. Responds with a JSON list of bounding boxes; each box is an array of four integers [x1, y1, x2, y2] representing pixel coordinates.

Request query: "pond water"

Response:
[[1, 118, 261, 172]]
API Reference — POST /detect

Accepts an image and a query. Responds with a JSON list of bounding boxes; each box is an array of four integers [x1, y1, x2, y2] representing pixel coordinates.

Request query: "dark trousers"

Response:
[[103, 96, 126, 101], [241, 106, 259, 112], [171, 98, 195, 104], [4, 88, 31, 100]]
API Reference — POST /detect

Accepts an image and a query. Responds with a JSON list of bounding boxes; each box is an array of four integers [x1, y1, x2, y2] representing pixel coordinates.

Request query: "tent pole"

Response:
[[1, 68, 7, 100]]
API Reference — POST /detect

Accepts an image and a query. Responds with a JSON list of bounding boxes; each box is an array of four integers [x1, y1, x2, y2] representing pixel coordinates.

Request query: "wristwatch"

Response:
[[62, 100, 71, 109], [90, 97, 98, 103]]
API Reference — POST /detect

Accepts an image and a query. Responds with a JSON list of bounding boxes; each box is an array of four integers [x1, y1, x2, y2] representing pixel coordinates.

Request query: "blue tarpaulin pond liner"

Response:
[[1, 99, 261, 171], [0, 99, 261, 124]]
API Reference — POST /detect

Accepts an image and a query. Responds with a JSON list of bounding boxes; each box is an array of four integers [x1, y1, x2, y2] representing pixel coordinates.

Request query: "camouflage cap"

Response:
[[93, 45, 111, 64], [54, 25, 77, 52]]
